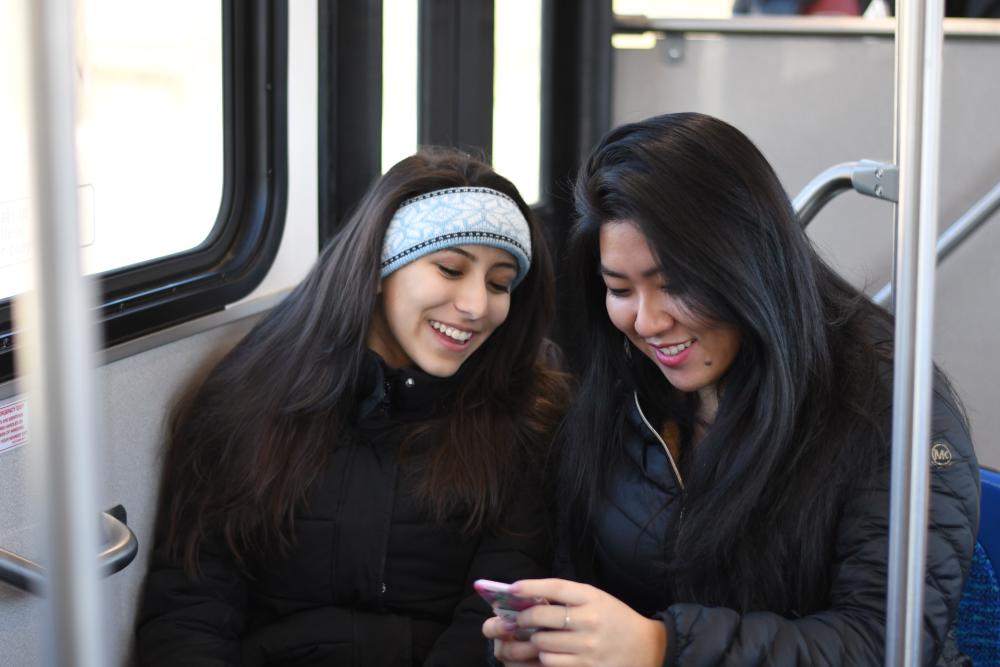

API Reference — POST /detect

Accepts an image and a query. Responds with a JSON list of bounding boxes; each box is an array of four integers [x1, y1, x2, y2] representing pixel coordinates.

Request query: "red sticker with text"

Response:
[[0, 400, 27, 454]]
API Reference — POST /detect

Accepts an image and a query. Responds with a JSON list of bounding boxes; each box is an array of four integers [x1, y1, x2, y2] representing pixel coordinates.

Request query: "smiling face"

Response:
[[367, 244, 517, 377], [599, 221, 741, 402]]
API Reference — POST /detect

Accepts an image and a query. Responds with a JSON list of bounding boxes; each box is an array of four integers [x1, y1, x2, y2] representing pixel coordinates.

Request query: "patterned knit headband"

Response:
[[379, 186, 533, 288]]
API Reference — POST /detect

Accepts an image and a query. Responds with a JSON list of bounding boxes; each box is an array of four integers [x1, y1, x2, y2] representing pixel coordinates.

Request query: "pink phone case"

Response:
[[473, 579, 548, 619]]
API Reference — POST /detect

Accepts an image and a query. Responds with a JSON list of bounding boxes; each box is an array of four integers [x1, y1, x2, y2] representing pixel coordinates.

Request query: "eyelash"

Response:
[[606, 285, 670, 298], [438, 265, 511, 294]]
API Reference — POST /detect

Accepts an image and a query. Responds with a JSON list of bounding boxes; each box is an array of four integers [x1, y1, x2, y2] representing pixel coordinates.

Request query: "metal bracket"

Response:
[[794, 160, 898, 226], [852, 159, 899, 203], [661, 32, 685, 63]]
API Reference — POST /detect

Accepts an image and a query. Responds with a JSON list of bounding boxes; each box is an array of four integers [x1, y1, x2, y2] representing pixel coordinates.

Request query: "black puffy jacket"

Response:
[[557, 387, 979, 667], [136, 355, 550, 666]]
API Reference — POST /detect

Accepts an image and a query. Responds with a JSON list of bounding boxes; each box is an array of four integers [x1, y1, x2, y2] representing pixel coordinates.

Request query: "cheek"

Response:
[[709, 330, 741, 367], [382, 286, 421, 335], [724, 332, 742, 362], [605, 296, 635, 335], [487, 295, 512, 329]]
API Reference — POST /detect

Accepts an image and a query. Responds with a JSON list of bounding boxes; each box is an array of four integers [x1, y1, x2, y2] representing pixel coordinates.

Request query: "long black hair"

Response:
[[160, 147, 569, 573], [561, 112, 911, 614]]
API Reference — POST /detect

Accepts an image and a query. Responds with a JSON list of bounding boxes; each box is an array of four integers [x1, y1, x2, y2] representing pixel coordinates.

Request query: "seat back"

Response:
[[979, 468, 1000, 575], [956, 467, 1000, 666]]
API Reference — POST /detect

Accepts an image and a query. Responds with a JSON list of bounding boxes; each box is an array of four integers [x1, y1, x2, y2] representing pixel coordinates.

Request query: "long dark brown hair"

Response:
[[159, 147, 569, 573], [561, 112, 964, 615]]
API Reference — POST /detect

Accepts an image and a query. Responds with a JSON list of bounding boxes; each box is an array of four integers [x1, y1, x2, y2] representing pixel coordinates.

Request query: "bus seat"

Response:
[[977, 468, 1000, 576], [956, 467, 1000, 666]]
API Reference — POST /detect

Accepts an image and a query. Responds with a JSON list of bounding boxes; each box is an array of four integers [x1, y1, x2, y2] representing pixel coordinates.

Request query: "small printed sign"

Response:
[[0, 400, 27, 454]]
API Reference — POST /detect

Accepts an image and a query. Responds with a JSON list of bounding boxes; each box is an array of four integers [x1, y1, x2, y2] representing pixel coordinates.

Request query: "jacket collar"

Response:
[[355, 349, 459, 425]]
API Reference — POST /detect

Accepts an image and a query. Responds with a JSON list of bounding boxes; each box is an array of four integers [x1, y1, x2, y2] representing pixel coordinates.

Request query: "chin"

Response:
[[414, 356, 464, 378], [657, 369, 701, 394]]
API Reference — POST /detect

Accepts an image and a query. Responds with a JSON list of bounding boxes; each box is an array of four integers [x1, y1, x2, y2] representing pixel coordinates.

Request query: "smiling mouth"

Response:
[[430, 320, 473, 343], [653, 339, 694, 357]]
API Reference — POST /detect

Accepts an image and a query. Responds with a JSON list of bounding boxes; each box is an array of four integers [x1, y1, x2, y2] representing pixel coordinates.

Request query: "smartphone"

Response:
[[473, 579, 548, 621]]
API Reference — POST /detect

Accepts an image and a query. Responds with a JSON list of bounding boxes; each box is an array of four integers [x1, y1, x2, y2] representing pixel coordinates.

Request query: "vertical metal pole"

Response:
[[16, 0, 106, 664], [885, 0, 944, 665]]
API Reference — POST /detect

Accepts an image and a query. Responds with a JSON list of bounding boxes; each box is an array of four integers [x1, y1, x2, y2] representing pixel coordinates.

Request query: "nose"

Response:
[[454, 276, 489, 320], [633, 292, 675, 339]]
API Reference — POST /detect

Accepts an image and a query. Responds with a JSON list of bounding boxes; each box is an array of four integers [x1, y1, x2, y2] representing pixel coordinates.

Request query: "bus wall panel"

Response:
[[0, 315, 258, 665]]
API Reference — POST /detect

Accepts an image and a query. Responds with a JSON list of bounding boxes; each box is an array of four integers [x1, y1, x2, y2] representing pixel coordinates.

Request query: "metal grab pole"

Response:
[[15, 0, 106, 664], [885, 0, 945, 665]]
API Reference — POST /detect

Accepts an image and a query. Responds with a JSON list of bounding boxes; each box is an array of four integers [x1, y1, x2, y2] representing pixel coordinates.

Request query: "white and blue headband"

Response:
[[379, 186, 533, 288]]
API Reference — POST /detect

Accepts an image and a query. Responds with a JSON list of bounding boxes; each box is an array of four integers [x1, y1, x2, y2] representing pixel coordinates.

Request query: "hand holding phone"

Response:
[[473, 579, 548, 623]]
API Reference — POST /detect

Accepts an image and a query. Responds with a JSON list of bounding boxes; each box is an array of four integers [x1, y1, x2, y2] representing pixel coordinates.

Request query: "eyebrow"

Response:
[[600, 264, 662, 279], [439, 247, 517, 272]]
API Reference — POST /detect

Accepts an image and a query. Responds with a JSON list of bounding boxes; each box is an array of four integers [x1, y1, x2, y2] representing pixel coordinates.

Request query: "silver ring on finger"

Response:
[[562, 605, 571, 630]]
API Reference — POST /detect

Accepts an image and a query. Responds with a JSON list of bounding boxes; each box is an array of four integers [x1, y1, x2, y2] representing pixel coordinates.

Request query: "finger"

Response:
[[538, 651, 581, 666], [511, 578, 592, 606], [484, 615, 518, 640], [531, 628, 582, 654], [518, 604, 581, 631], [494, 637, 543, 663]]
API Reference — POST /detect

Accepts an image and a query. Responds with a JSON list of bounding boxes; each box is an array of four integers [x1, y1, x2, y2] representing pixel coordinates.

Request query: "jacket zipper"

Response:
[[632, 391, 686, 523]]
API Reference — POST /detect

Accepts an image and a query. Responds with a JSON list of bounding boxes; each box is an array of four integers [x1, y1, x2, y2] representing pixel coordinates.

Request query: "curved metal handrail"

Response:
[[794, 163, 999, 309], [873, 179, 1000, 307], [792, 160, 898, 226], [0, 510, 138, 596]]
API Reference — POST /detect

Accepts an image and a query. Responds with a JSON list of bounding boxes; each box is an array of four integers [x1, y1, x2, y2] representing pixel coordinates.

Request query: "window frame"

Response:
[[318, 0, 383, 245], [0, 0, 289, 382]]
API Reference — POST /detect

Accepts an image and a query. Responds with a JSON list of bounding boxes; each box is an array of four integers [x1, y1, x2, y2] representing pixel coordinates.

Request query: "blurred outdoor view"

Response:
[[0, 0, 222, 301]]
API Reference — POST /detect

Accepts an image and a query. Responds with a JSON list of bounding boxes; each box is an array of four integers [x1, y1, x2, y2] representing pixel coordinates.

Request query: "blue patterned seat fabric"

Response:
[[956, 542, 1000, 665], [956, 467, 1000, 666]]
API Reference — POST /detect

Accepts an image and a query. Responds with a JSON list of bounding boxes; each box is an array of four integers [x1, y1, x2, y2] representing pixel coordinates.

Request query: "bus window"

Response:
[[0, 0, 288, 382], [614, 0, 733, 18], [382, 0, 418, 173], [0, 0, 222, 301], [493, 0, 543, 205]]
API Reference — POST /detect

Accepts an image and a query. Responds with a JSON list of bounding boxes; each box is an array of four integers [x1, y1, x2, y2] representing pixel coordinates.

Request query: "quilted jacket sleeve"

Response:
[[135, 534, 249, 667], [136, 532, 425, 667], [656, 390, 979, 667], [423, 466, 553, 667]]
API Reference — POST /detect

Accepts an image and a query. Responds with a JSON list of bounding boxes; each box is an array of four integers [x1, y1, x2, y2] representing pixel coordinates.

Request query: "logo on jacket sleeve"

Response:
[[930, 441, 953, 468]]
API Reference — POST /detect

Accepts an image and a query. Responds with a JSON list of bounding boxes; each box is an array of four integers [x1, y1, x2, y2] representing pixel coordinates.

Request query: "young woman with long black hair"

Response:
[[484, 113, 979, 666], [136, 147, 569, 666]]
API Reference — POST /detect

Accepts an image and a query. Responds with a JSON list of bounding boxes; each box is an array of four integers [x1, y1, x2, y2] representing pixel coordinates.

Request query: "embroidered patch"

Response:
[[930, 441, 953, 468]]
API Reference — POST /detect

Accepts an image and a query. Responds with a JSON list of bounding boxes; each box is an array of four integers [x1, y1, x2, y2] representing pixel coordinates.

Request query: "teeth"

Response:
[[431, 321, 472, 342], [662, 340, 693, 356]]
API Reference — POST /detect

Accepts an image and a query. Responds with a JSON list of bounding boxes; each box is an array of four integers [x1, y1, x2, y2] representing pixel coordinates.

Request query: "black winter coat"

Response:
[[136, 356, 550, 666], [557, 387, 979, 667]]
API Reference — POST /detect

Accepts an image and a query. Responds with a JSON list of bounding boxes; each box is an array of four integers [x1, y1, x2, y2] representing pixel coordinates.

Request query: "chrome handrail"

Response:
[[613, 15, 1000, 39], [792, 160, 898, 226], [874, 179, 1000, 306], [0, 511, 138, 596]]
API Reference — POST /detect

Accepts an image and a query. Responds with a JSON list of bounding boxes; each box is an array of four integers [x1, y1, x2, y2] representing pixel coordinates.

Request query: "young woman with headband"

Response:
[[136, 147, 569, 666]]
